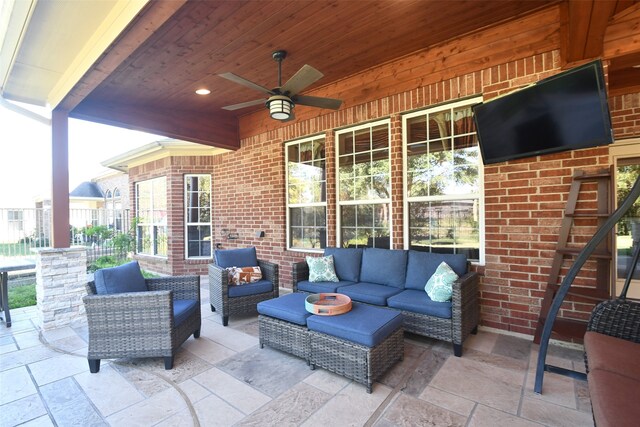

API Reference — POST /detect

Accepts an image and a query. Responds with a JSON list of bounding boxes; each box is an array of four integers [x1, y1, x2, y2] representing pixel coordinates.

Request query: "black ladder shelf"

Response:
[[535, 172, 640, 393]]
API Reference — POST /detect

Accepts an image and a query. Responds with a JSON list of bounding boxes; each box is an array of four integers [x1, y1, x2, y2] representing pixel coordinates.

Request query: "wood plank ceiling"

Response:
[[64, 0, 639, 149]]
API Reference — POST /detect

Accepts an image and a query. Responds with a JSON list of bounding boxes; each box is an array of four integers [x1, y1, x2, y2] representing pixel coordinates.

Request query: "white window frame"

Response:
[[184, 174, 212, 259], [336, 119, 392, 248], [402, 97, 485, 264], [285, 134, 328, 252], [135, 176, 167, 258]]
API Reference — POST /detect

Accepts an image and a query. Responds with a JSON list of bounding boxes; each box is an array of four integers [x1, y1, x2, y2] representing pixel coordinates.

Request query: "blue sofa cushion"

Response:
[[360, 248, 407, 288], [228, 279, 273, 297], [387, 289, 452, 319], [94, 261, 147, 295], [297, 280, 354, 294], [307, 303, 403, 347], [257, 293, 311, 326], [324, 248, 363, 282], [174, 299, 198, 327], [404, 251, 467, 290], [215, 247, 259, 268], [337, 282, 402, 306]]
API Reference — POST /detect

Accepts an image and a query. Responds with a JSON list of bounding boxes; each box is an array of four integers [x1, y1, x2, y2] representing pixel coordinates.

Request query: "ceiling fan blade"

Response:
[[294, 95, 342, 110], [222, 98, 266, 111], [281, 65, 323, 96], [218, 73, 274, 95]]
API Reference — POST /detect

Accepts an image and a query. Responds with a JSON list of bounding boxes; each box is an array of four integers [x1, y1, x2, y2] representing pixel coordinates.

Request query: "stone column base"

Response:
[[34, 247, 87, 330]]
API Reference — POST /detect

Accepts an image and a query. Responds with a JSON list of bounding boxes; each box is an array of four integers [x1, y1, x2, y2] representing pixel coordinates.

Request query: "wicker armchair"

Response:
[[209, 247, 279, 326], [83, 275, 201, 373]]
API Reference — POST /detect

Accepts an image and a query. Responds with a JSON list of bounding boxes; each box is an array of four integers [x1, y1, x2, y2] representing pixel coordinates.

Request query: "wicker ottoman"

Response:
[[257, 293, 312, 362], [307, 304, 404, 393]]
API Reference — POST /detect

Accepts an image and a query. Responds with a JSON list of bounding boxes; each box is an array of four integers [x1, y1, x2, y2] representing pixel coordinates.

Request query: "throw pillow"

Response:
[[424, 261, 458, 302], [227, 266, 262, 285], [306, 255, 339, 283]]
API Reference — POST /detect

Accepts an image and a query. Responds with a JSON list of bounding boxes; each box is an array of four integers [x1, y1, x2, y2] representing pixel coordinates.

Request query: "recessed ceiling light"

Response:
[[195, 88, 211, 95]]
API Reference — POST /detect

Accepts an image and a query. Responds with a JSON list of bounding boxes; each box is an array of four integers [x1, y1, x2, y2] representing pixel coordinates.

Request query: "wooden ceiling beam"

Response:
[[58, 0, 188, 112], [560, 0, 619, 65], [604, 2, 640, 58], [70, 101, 239, 150]]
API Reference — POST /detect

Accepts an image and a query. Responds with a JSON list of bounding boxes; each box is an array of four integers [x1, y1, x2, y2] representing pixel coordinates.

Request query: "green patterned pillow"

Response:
[[306, 255, 339, 283], [424, 261, 458, 302]]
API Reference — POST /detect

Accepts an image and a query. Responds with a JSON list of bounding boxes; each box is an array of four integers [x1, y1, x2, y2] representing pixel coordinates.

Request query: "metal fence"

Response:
[[0, 207, 132, 267]]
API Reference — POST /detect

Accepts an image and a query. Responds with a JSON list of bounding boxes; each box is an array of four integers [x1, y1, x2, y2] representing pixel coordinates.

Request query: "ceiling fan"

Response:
[[219, 50, 342, 121]]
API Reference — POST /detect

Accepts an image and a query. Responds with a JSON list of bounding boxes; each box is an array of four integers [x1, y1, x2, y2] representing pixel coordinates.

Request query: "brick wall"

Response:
[[128, 155, 217, 276], [204, 49, 639, 338]]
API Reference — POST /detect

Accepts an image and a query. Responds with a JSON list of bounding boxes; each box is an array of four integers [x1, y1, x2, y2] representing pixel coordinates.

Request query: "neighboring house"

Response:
[[33, 172, 130, 240]]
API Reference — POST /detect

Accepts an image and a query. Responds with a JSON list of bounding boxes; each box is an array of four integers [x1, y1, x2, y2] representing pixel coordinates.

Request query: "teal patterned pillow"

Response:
[[306, 255, 339, 283], [424, 261, 458, 302]]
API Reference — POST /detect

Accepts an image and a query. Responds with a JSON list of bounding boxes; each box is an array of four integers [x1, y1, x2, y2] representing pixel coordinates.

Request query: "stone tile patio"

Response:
[[0, 279, 593, 427]]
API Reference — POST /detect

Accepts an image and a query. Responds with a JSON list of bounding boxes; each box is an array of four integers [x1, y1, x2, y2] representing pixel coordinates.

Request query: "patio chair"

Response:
[[83, 261, 201, 372], [209, 247, 279, 326]]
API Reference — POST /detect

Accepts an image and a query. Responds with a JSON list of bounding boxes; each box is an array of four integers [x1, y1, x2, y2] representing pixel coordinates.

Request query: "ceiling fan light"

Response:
[[267, 95, 293, 120]]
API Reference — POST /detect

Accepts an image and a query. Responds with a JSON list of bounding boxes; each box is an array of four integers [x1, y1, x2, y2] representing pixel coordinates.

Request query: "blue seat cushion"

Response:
[[307, 303, 403, 347], [360, 248, 407, 288], [257, 293, 311, 326], [94, 261, 147, 295], [297, 280, 354, 294], [174, 299, 198, 327], [337, 282, 402, 306], [387, 289, 452, 319], [215, 247, 259, 268], [228, 279, 273, 297], [324, 247, 363, 282], [404, 251, 467, 290]]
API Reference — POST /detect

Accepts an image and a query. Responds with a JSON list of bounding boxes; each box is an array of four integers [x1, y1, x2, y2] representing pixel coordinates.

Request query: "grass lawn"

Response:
[[8, 284, 36, 309]]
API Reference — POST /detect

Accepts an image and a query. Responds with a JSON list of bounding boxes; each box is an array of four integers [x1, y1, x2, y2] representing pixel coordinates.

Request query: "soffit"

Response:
[[0, 0, 149, 106]]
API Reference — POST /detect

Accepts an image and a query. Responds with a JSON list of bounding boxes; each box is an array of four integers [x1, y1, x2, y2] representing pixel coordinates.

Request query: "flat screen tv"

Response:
[[472, 60, 613, 165]]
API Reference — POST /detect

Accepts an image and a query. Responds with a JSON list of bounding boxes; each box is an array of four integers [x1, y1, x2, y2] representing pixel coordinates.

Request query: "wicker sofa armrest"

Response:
[[258, 259, 279, 289], [147, 276, 200, 301], [587, 299, 640, 343], [83, 290, 174, 331], [451, 271, 480, 338], [292, 261, 309, 291]]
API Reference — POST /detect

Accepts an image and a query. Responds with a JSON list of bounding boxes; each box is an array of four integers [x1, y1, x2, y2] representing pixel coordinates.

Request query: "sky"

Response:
[[0, 102, 163, 208]]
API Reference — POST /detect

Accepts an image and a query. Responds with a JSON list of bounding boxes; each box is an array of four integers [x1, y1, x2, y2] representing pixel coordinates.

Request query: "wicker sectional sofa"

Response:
[[293, 247, 480, 356]]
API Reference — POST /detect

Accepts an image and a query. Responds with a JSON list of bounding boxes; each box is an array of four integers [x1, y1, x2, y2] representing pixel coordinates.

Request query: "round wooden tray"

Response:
[[305, 293, 352, 316]]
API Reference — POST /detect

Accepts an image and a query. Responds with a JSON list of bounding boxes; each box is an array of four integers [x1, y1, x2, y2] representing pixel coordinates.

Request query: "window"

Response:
[[113, 188, 123, 232], [185, 175, 212, 258], [337, 120, 391, 248], [8, 210, 23, 232], [286, 136, 327, 250], [136, 177, 167, 256], [403, 97, 483, 262], [105, 189, 114, 229]]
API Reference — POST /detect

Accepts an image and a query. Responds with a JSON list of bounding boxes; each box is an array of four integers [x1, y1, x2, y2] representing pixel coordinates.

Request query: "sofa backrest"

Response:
[[324, 247, 363, 282], [360, 248, 408, 288], [404, 250, 468, 290]]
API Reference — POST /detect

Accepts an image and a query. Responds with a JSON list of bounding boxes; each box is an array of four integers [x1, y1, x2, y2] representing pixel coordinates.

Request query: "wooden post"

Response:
[[51, 108, 70, 248]]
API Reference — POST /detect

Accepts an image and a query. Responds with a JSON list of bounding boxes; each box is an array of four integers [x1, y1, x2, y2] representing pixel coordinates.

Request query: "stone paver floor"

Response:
[[0, 279, 593, 426]]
